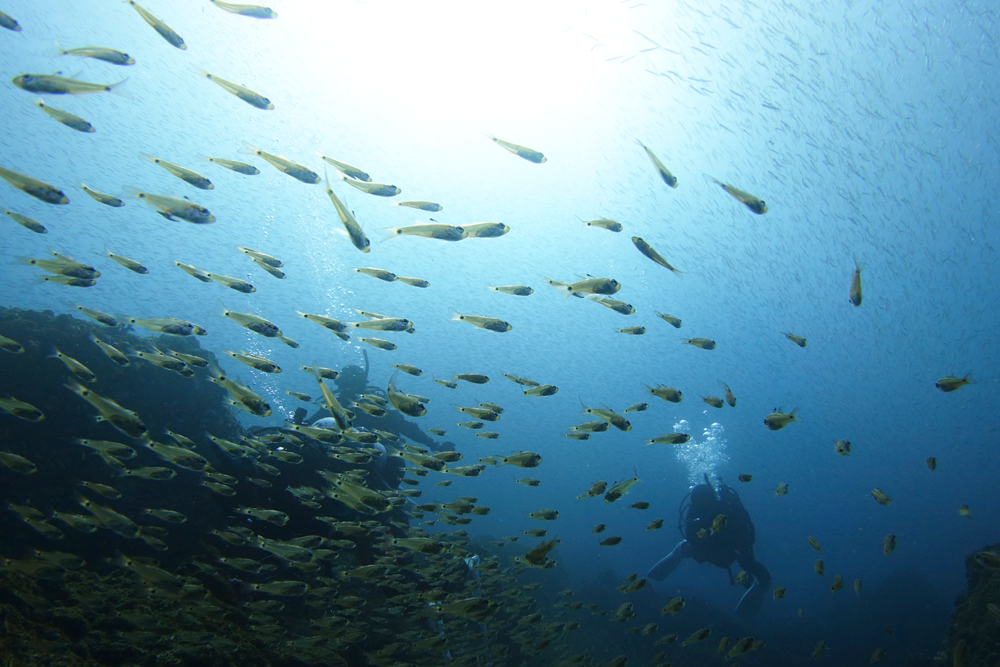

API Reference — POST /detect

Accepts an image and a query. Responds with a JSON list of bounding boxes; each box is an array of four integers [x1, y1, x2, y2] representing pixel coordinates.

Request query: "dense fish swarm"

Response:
[[0, 1, 988, 666]]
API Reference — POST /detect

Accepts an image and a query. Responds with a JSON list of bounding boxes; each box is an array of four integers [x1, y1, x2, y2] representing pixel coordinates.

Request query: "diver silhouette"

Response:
[[648, 474, 771, 620]]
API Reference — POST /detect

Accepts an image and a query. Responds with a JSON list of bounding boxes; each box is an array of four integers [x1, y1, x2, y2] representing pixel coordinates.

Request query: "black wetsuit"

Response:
[[684, 483, 758, 573], [648, 479, 771, 619]]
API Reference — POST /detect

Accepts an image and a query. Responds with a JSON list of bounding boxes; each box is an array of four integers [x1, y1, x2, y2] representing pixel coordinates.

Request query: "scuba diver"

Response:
[[648, 474, 771, 620], [330, 357, 441, 451], [284, 352, 451, 490], [289, 407, 308, 425]]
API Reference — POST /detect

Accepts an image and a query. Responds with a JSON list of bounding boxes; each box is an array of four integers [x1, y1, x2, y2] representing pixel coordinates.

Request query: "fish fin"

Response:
[[379, 227, 401, 243], [106, 78, 130, 98], [540, 274, 570, 290], [702, 173, 723, 187], [121, 185, 147, 201], [48, 249, 76, 262]]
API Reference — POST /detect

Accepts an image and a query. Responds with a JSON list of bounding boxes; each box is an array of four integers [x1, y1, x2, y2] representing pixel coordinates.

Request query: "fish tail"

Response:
[[106, 78, 130, 98], [121, 185, 144, 201], [63, 380, 87, 397], [379, 227, 401, 243]]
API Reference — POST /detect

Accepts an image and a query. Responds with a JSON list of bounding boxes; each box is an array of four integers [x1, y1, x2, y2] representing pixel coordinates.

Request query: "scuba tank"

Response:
[[677, 473, 718, 539]]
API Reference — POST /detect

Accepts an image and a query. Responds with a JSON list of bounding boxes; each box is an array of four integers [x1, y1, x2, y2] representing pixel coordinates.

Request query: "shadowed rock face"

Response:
[[944, 542, 1000, 667], [0, 307, 426, 666]]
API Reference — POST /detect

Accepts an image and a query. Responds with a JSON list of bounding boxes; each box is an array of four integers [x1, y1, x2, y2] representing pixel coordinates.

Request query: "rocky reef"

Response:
[[0, 307, 503, 666], [943, 542, 1000, 667]]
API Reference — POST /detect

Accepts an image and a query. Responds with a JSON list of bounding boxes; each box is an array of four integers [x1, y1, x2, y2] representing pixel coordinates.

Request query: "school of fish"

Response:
[[0, 3, 986, 667]]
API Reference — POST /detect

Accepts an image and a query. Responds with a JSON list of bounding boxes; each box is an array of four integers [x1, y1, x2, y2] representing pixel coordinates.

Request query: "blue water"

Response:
[[1, 0, 998, 664]]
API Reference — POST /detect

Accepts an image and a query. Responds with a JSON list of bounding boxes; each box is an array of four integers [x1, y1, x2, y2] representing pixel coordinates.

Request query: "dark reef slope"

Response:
[[944, 542, 1000, 667]]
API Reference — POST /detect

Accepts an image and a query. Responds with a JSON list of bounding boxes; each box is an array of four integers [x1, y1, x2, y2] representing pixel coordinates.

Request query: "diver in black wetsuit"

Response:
[[330, 357, 441, 452], [648, 474, 771, 620], [293, 352, 452, 490]]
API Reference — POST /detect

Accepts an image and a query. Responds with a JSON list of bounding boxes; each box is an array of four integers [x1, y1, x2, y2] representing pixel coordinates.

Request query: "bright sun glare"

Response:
[[294, 1, 640, 127]]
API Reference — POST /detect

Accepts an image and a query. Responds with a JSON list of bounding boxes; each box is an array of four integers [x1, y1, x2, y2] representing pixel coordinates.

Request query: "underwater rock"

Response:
[[943, 542, 1000, 667], [0, 307, 468, 666]]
